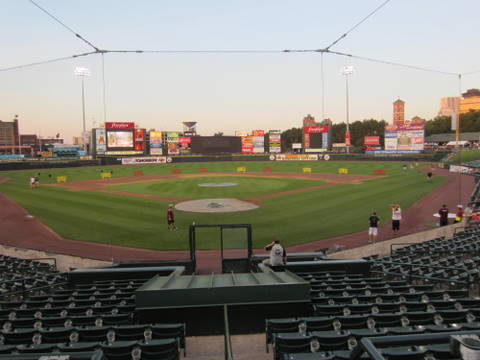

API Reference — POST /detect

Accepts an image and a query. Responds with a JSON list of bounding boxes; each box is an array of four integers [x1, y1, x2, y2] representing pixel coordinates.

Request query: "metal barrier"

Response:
[[352, 329, 480, 360], [27, 257, 58, 270], [224, 304, 234, 360]]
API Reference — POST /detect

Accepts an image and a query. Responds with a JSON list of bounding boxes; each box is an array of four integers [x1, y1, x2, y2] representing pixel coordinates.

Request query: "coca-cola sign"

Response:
[[105, 122, 134, 129]]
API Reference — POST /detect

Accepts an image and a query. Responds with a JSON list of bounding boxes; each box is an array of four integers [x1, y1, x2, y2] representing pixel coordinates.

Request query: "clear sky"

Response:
[[1, 0, 480, 142]]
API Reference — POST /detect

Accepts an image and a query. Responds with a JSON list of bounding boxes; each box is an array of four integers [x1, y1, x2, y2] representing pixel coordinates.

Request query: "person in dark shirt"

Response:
[[438, 204, 449, 226], [368, 212, 380, 243], [167, 204, 177, 231]]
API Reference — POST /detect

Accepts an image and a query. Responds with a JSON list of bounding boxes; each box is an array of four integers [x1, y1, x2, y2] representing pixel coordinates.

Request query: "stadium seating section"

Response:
[[267, 225, 480, 360], [4, 227, 480, 359]]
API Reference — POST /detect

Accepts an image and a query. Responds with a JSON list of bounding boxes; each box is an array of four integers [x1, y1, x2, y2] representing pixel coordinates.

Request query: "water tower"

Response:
[[183, 122, 197, 136]]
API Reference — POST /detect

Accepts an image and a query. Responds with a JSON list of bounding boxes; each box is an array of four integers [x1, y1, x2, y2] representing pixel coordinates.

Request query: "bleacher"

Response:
[[266, 226, 480, 360], [4, 225, 480, 359], [0, 259, 185, 360]]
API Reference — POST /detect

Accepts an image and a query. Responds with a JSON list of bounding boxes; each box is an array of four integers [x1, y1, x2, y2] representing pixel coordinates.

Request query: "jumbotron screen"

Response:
[[107, 131, 134, 148]]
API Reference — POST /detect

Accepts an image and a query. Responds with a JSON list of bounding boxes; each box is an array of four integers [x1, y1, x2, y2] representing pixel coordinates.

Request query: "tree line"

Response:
[[280, 110, 480, 151]]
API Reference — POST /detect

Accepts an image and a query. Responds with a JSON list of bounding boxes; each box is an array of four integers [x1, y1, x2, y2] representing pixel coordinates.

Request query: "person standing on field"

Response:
[[167, 204, 177, 231], [390, 204, 402, 234], [368, 212, 380, 244], [439, 204, 449, 226]]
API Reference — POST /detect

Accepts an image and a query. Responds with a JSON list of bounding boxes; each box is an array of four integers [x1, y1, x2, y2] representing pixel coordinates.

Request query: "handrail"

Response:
[[27, 257, 57, 270], [372, 260, 467, 272], [0, 281, 69, 300], [370, 270, 470, 286], [224, 304, 234, 360]]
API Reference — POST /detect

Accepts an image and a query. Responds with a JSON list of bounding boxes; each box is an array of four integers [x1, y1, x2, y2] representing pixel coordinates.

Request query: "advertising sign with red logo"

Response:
[[252, 130, 265, 137], [345, 132, 351, 146], [364, 136, 380, 145], [304, 126, 329, 134], [178, 137, 191, 144], [241, 136, 254, 153], [134, 129, 145, 151], [105, 122, 135, 129]]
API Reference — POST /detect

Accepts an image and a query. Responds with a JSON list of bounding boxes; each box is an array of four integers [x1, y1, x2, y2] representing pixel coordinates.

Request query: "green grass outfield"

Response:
[[108, 176, 327, 199], [0, 161, 445, 250]]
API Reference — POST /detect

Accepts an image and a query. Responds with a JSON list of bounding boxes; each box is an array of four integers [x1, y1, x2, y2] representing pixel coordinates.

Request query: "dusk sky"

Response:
[[1, 0, 480, 141]]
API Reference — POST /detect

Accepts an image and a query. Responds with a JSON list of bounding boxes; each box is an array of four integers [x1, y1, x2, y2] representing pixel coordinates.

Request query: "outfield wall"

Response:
[[0, 152, 446, 171]]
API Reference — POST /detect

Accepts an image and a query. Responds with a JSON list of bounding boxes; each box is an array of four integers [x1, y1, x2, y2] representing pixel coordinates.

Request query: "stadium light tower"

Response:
[[341, 65, 354, 153], [74, 66, 91, 150]]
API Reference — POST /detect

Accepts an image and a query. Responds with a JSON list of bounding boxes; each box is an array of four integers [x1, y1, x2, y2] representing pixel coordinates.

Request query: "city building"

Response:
[[393, 99, 405, 125], [0, 119, 19, 147], [72, 136, 84, 145], [438, 97, 460, 116], [459, 89, 480, 114]]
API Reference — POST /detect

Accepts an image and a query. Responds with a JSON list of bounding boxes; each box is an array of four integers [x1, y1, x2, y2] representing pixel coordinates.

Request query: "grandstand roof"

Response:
[[425, 132, 480, 143]]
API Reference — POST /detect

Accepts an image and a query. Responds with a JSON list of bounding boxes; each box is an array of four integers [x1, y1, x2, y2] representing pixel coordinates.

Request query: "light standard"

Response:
[[74, 66, 91, 151], [341, 66, 354, 153]]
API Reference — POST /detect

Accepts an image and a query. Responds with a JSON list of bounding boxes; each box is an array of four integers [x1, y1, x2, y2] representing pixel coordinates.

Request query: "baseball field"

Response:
[[0, 161, 444, 250]]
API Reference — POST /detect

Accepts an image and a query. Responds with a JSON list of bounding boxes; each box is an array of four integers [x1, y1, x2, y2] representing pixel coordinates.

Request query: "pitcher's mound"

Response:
[[175, 198, 259, 213]]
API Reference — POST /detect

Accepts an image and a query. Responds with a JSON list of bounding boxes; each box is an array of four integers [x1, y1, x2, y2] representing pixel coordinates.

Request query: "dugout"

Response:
[[135, 268, 310, 335]]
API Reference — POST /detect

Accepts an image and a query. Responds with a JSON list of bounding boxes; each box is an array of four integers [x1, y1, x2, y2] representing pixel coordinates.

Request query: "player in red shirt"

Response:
[[167, 204, 177, 231]]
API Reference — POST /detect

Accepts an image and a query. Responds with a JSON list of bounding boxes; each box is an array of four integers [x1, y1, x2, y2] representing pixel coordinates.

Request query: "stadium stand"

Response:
[[5, 226, 480, 359], [266, 226, 480, 360]]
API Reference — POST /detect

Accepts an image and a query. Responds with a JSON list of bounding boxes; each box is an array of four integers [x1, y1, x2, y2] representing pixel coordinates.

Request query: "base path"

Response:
[[0, 169, 474, 273]]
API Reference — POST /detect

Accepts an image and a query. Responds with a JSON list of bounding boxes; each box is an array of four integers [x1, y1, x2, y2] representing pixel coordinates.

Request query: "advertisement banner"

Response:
[[252, 130, 265, 136], [167, 143, 180, 155], [178, 137, 191, 144], [269, 133, 281, 153], [105, 122, 135, 129], [235, 130, 249, 137], [121, 157, 167, 165], [364, 136, 380, 145], [275, 154, 319, 161], [105, 150, 143, 155], [345, 132, 351, 146], [305, 148, 327, 153], [150, 148, 163, 155], [134, 129, 145, 151], [304, 126, 329, 133], [241, 136, 254, 153], [95, 129, 106, 155], [292, 143, 302, 149]]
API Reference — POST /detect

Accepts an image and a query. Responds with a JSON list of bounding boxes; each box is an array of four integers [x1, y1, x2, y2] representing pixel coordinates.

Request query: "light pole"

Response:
[[341, 66, 354, 153], [74, 66, 91, 151]]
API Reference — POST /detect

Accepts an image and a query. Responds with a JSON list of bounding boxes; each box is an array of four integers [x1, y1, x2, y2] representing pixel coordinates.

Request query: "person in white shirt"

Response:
[[390, 204, 402, 234], [262, 239, 287, 266]]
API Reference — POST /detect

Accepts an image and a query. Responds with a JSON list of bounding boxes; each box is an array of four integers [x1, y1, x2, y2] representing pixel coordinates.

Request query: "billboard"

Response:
[[134, 129, 145, 151], [275, 154, 318, 161], [107, 131, 134, 148], [149, 131, 163, 155], [364, 136, 380, 145], [95, 129, 106, 155], [121, 157, 167, 165], [384, 123, 424, 151], [304, 126, 329, 133], [105, 122, 134, 129], [252, 130, 265, 136], [241, 136, 254, 153], [167, 131, 180, 155], [268, 131, 281, 153], [303, 125, 329, 151], [253, 135, 264, 153]]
